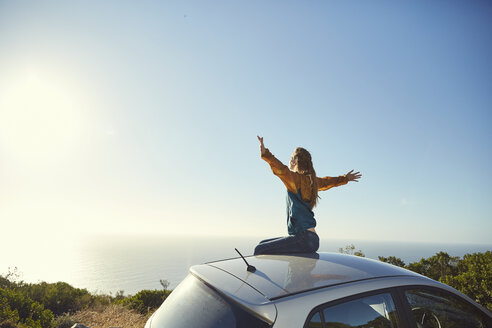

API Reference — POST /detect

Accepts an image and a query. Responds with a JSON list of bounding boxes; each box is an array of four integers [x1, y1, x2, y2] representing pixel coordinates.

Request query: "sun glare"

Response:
[[0, 70, 84, 161]]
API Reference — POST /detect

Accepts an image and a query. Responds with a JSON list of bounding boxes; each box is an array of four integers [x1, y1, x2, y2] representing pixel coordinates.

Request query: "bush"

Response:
[[0, 287, 53, 328], [116, 289, 171, 314], [21, 282, 92, 316], [405, 251, 459, 281], [378, 256, 406, 267], [442, 251, 491, 311], [339, 244, 365, 257]]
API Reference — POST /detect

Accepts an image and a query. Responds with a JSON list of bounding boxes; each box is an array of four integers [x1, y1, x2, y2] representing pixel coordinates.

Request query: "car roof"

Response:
[[194, 252, 424, 301]]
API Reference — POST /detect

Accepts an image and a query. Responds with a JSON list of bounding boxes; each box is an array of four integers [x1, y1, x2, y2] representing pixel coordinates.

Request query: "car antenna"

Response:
[[235, 248, 256, 273]]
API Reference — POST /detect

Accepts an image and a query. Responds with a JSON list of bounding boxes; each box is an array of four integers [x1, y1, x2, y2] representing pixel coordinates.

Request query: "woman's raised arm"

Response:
[[317, 170, 361, 191], [257, 136, 297, 193], [257, 135, 266, 155]]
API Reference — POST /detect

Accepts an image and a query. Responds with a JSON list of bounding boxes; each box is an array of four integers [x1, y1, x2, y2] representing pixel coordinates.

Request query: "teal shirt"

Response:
[[286, 189, 316, 235]]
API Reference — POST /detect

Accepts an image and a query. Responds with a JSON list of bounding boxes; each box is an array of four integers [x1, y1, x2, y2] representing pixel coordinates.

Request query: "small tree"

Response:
[[159, 279, 170, 290], [442, 251, 491, 311], [339, 244, 365, 257], [378, 256, 406, 267], [406, 252, 459, 281]]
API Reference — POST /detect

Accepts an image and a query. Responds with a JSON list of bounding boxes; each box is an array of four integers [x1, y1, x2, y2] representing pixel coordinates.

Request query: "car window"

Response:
[[308, 292, 400, 328], [404, 288, 490, 328], [308, 311, 323, 328], [150, 275, 270, 328]]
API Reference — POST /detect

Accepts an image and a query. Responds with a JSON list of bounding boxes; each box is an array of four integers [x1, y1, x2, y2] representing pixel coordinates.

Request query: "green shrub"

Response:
[[442, 251, 491, 311], [116, 289, 171, 314], [21, 282, 92, 316], [378, 256, 406, 267], [405, 251, 460, 281], [339, 244, 365, 257], [0, 295, 20, 323], [0, 287, 53, 328]]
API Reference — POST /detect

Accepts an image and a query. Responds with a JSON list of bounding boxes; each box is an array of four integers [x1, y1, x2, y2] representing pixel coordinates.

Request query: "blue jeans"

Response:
[[254, 230, 319, 255]]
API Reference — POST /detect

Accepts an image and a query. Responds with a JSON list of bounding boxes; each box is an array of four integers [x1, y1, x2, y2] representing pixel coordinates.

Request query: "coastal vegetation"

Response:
[[1, 250, 490, 327], [0, 271, 170, 328]]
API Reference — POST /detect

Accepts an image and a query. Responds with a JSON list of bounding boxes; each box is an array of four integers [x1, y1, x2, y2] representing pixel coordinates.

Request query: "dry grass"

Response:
[[69, 304, 152, 328]]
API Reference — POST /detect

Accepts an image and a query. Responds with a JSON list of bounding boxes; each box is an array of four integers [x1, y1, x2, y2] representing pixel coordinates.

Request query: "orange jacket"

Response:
[[261, 148, 348, 204]]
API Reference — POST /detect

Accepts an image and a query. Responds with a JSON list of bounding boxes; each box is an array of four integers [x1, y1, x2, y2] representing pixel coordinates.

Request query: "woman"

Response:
[[255, 136, 361, 255]]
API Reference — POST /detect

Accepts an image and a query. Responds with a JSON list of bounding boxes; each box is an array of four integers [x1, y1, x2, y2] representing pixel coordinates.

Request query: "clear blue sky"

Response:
[[1, 1, 491, 244]]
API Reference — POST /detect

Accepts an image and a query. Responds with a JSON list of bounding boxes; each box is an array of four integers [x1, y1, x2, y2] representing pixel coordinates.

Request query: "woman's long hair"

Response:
[[292, 147, 319, 209]]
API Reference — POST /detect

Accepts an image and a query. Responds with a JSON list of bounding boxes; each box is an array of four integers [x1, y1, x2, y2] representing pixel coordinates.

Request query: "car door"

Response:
[[396, 286, 492, 328]]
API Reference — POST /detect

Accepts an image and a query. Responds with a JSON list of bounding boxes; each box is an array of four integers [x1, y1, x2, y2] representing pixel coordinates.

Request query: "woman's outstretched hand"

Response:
[[346, 170, 362, 182], [257, 135, 266, 155]]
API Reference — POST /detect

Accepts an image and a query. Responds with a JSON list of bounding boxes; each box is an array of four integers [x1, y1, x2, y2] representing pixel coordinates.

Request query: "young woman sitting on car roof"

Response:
[[255, 136, 361, 255]]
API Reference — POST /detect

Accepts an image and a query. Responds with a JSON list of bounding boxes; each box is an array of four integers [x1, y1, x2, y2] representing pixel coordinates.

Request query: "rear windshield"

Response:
[[150, 275, 271, 328]]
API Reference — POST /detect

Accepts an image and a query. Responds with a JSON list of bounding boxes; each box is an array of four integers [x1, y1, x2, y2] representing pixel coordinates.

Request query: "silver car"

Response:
[[145, 252, 491, 327]]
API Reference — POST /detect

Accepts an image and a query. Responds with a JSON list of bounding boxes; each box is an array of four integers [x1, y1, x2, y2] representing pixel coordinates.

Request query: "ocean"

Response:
[[2, 234, 490, 296]]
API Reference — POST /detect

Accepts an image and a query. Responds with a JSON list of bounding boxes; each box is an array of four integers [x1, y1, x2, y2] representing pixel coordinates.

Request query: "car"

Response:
[[145, 252, 491, 328]]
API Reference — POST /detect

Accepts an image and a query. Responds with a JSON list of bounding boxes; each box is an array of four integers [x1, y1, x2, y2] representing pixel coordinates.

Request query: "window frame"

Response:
[[394, 285, 492, 328], [303, 287, 413, 328]]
